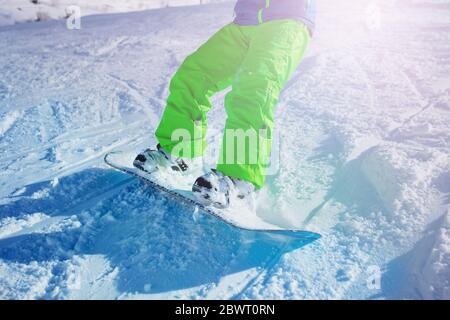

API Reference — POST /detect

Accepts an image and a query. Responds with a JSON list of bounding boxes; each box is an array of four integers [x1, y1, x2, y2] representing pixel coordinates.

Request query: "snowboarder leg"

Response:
[[135, 1, 315, 208], [193, 20, 310, 208], [155, 23, 248, 159], [216, 20, 310, 189]]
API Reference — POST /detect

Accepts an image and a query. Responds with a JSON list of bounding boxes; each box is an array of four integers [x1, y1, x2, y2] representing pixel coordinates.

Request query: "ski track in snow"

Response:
[[0, 1, 449, 299]]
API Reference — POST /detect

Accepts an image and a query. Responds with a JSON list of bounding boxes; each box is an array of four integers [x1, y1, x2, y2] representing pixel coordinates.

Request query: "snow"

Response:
[[0, 0, 449, 299], [419, 209, 450, 299], [0, 0, 226, 26]]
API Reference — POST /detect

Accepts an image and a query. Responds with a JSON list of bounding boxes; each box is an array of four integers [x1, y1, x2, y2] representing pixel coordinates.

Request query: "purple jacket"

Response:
[[233, 0, 316, 35]]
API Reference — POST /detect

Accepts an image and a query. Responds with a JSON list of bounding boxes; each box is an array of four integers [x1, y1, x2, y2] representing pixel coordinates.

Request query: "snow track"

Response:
[[0, 1, 449, 299]]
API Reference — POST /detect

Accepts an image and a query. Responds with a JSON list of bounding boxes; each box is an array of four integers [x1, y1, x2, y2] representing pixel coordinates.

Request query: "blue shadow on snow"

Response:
[[0, 168, 319, 297]]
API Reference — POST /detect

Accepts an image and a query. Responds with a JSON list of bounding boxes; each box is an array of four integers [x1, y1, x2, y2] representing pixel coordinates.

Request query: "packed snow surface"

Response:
[[0, 0, 449, 299], [0, 0, 226, 26]]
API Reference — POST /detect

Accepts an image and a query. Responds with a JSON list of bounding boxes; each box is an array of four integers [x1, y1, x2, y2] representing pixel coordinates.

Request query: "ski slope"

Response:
[[0, 0, 449, 299], [0, 0, 227, 26]]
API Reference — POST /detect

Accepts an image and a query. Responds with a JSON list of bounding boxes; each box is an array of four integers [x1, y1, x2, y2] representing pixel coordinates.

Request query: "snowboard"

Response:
[[104, 151, 321, 242]]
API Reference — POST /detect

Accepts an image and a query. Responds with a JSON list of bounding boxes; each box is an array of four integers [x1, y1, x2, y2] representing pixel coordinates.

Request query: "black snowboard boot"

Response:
[[133, 144, 190, 174], [192, 169, 255, 209]]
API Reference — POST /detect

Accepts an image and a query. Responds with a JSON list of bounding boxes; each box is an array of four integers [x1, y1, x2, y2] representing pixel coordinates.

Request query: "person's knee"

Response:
[[170, 59, 212, 96], [226, 78, 280, 123]]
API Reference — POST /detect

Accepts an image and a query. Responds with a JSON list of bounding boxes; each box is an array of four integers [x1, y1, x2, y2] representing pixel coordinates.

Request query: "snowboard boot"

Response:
[[133, 144, 191, 174], [192, 169, 255, 209]]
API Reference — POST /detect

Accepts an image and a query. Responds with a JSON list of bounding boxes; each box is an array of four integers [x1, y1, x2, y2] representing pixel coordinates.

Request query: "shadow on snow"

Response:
[[0, 168, 316, 297]]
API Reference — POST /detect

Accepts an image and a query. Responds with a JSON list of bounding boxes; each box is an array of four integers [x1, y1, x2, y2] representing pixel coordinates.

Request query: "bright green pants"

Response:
[[155, 20, 310, 188]]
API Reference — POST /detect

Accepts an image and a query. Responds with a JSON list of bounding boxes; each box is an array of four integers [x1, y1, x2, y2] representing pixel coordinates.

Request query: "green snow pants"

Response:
[[155, 20, 310, 188]]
